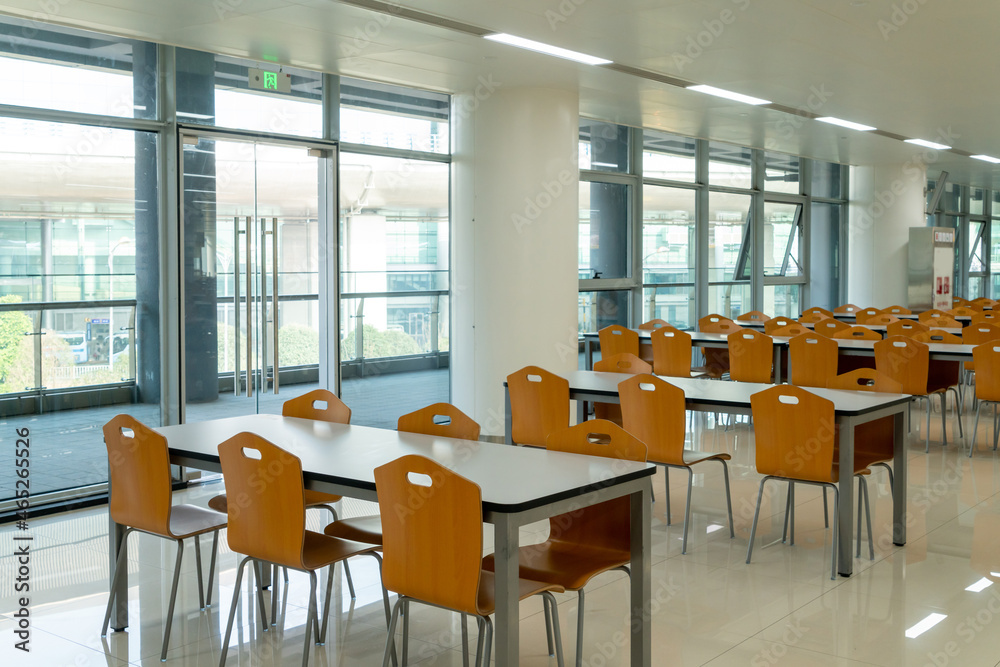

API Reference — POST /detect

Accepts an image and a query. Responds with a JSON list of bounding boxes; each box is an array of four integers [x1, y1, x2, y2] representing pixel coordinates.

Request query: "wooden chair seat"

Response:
[[324, 515, 383, 545], [483, 543, 630, 592], [680, 449, 732, 467], [301, 531, 378, 570], [168, 505, 230, 538], [474, 570, 566, 616]]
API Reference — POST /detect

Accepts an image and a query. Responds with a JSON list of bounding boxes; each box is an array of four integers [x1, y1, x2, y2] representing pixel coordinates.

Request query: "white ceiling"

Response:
[[2, 0, 999, 187]]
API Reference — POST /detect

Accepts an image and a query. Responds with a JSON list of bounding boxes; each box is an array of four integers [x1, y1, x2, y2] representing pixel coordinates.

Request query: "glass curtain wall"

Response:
[[925, 179, 1000, 299]]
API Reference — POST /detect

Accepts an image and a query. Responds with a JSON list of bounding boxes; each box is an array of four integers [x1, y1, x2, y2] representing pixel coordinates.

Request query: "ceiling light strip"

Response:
[[816, 116, 876, 132], [687, 84, 770, 106], [484, 33, 611, 66]]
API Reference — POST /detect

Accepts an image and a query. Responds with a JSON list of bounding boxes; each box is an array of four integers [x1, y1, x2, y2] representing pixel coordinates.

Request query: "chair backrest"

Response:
[[883, 305, 911, 315], [728, 329, 774, 383], [545, 420, 646, 553], [949, 306, 977, 318], [637, 318, 669, 331], [913, 330, 963, 345], [763, 317, 796, 334], [918, 309, 949, 322], [375, 455, 484, 616], [803, 306, 834, 318], [833, 326, 882, 341], [651, 326, 692, 378], [855, 308, 882, 323], [398, 403, 481, 441], [972, 311, 1000, 324], [827, 368, 902, 394], [922, 316, 960, 329], [813, 318, 849, 337], [798, 313, 831, 324], [283, 389, 351, 423], [833, 304, 860, 314], [619, 374, 685, 466], [886, 320, 928, 338], [861, 313, 900, 326], [104, 414, 173, 536], [598, 325, 640, 358], [769, 324, 809, 337], [789, 333, 838, 388], [973, 343, 1000, 402], [736, 310, 771, 323], [971, 297, 995, 307], [699, 314, 740, 334], [964, 323, 1000, 346], [506, 366, 570, 447], [874, 335, 929, 395], [594, 352, 652, 375], [953, 296, 971, 307], [750, 385, 836, 483], [218, 432, 307, 569]]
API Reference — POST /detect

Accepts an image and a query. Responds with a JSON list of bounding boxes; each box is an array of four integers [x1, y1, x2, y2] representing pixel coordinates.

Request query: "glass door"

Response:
[[180, 131, 335, 422]]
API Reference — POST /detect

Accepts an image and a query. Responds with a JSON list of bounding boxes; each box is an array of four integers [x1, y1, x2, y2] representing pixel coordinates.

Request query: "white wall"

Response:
[[452, 86, 580, 436], [848, 161, 927, 308]]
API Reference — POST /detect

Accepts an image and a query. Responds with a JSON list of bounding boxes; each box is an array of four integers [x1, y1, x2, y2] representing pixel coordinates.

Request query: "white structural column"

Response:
[[452, 85, 580, 436], [848, 162, 927, 307]]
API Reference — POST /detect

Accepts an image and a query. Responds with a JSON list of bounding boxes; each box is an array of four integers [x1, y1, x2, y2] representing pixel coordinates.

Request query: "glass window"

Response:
[[708, 283, 751, 321], [970, 187, 986, 216], [340, 77, 449, 154], [764, 152, 800, 194], [764, 285, 802, 319], [177, 49, 323, 137], [938, 183, 965, 213], [579, 290, 629, 334], [643, 286, 694, 330], [642, 131, 696, 182], [708, 191, 752, 282], [0, 18, 157, 119], [579, 182, 631, 280], [579, 120, 630, 173], [970, 221, 986, 273], [811, 160, 842, 198], [709, 142, 752, 189], [763, 202, 803, 277], [810, 202, 842, 310], [642, 186, 694, 284]]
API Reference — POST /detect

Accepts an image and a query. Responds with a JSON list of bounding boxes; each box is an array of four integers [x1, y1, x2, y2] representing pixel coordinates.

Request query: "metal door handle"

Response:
[[245, 216, 253, 397], [233, 217, 241, 396], [271, 218, 279, 394]]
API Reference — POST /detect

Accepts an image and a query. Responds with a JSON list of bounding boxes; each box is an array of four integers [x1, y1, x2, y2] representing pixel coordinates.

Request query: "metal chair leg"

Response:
[[219, 556, 251, 667], [301, 571, 318, 667], [318, 563, 336, 645], [542, 592, 565, 667], [720, 459, 735, 539], [462, 614, 471, 667], [251, 561, 269, 630], [475, 616, 486, 667], [575, 589, 585, 667], [971, 401, 984, 457], [101, 528, 132, 637], [746, 477, 769, 564], [194, 534, 205, 610], [543, 596, 554, 656], [369, 553, 399, 667], [206, 531, 219, 607], [829, 486, 840, 581], [663, 465, 671, 526], [402, 598, 410, 666], [482, 616, 494, 667], [950, 387, 964, 438], [381, 598, 404, 667], [940, 392, 949, 446], [160, 538, 185, 661], [681, 467, 693, 555], [822, 487, 829, 528], [862, 477, 874, 560]]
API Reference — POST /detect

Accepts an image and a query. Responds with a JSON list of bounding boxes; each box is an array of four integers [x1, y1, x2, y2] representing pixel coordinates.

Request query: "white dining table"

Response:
[[504, 370, 912, 577], [106, 414, 656, 667]]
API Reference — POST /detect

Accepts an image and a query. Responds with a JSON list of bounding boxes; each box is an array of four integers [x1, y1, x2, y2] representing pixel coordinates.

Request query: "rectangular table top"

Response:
[[158, 414, 655, 514]]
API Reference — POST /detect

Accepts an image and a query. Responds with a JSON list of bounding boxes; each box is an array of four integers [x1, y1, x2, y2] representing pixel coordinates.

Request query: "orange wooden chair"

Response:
[[833, 304, 861, 314], [953, 296, 971, 307], [377, 454, 566, 667], [854, 308, 883, 324], [619, 374, 734, 554], [803, 306, 834, 318], [789, 333, 838, 388], [101, 415, 227, 662], [887, 320, 929, 338], [861, 313, 900, 326], [814, 318, 849, 337], [963, 323, 1000, 402], [737, 310, 771, 324], [699, 314, 741, 378], [651, 326, 697, 378], [483, 420, 642, 666], [217, 433, 380, 666], [883, 305, 911, 315], [923, 316, 961, 329], [875, 336, 960, 451], [912, 329, 965, 436], [506, 366, 569, 447], [970, 343, 1000, 457], [833, 326, 882, 341], [918, 309, 949, 322], [728, 329, 774, 383], [598, 324, 639, 359], [747, 385, 873, 578], [637, 318, 669, 330], [769, 323, 809, 337], [209, 389, 358, 595], [972, 311, 1000, 324], [798, 313, 831, 324], [831, 326, 880, 374], [913, 329, 963, 345], [763, 317, 796, 334], [593, 352, 652, 424], [949, 306, 978, 318], [971, 297, 996, 308]]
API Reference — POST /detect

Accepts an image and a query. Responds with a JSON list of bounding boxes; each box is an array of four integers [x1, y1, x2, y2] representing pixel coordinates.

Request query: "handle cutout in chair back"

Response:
[[893, 341, 907, 348], [432, 415, 453, 426], [664, 331, 676, 338], [120, 427, 135, 438], [778, 394, 800, 405], [858, 378, 875, 387], [407, 472, 434, 487], [709, 317, 720, 323], [241, 446, 262, 460], [930, 335, 944, 342], [527, 374, 542, 383], [312, 399, 329, 410], [805, 338, 819, 345], [611, 330, 623, 336], [638, 382, 656, 392], [586, 432, 612, 445], [993, 346, 1000, 352]]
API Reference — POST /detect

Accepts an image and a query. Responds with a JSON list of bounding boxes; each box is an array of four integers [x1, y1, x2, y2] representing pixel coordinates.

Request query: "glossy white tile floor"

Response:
[[7, 403, 1000, 666]]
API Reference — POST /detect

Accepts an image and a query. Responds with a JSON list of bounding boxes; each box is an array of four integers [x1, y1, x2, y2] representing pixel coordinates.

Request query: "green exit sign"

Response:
[[248, 68, 291, 94]]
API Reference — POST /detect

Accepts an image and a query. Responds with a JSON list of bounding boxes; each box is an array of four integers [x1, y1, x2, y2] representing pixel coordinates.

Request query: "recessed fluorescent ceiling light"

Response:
[[972, 155, 1000, 164], [816, 117, 876, 132], [687, 84, 770, 106], [906, 139, 952, 150], [484, 33, 611, 66], [905, 613, 947, 639], [965, 577, 993, 593]]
